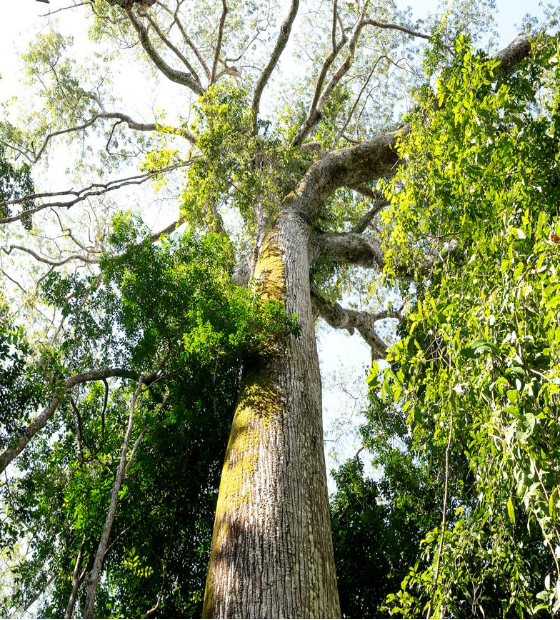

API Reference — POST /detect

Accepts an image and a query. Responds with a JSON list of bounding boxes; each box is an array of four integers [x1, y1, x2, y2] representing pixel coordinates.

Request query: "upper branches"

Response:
[[290, 11, 430, 148], [125, 7, 205, 94], [0, 163, 190, 225], [290, 34, 531, 221], [251, 0, 300, 134]]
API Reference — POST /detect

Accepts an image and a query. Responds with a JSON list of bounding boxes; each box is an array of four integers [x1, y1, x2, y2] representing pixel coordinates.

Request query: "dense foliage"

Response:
[[0, 216, 297, 618], [363, 32, 560, 618]]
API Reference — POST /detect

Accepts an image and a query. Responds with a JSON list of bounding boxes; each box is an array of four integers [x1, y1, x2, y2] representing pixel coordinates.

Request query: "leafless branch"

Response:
[[0, 162, 191, 225], [211, 1, 229, 85], [145, 12, 202, 85], [2, 244, 100, 267], [290, 1, 347, 146], [362, 18, 430, 41], [125, 7, 205, 94], [311, 288, 397, 359], [251, 0, 299, 134], [156, 1, 211, 80]]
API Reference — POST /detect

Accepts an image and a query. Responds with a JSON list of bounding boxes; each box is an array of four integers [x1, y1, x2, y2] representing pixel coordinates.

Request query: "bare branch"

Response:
[[311, 288, 397, 359], [251, 0, 299, 134], [145, 11, 202, 85], [7, 111, 194, 165], [125, 8, 205, 95], [290, 1, 347, 147], [2, 244, 100, 267], [156, 1, 211, 80], [362, 18, 430, 41], [0, 162, 191, 225], [211, 0, 229, 85]]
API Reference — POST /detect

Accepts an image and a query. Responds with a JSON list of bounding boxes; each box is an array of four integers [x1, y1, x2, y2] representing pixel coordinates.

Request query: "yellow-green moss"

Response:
[[203, 368, 281, 616], [253, 229, 285, 302]]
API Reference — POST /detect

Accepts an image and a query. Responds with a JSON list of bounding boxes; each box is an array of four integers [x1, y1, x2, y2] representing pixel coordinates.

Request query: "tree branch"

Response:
[[84, 374, 144, 618], [349, 186, 389, 232], [251, 0, 299, 134], [2, 244, 100, 267], [290, 34, 531, 204], [211, 0, 229, 85], [311, 288, 398, 359], [0, 163, 190, 225], [290, 0, 347, 147], [125, 7, 205, 95], [144, 12, 202, 86], [0, 368, 142, 476], [313, 230, 385, 269]]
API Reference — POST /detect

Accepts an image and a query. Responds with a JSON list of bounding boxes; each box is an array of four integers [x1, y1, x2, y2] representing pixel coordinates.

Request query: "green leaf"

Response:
[[507, 496, 516, 524]]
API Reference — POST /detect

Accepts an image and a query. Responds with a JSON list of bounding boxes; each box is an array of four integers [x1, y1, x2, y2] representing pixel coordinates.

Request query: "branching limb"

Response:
[[311, 288, 399, 359], [251, 0, 299, 134], [211, 0, 229, 85], [5, 111, 193, 165], [144, 12, 202, 85], [362, 18, 430, 40], [156, 1, 211, 80], [0, 163, 190, 225], [292, 32, 531, 152], [290, 0, 347, 147], [0, 368, 144, 476], [125, 7, 205, 94]]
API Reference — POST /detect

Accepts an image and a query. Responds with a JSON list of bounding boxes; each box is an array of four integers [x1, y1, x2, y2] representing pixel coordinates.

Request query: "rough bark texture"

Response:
[[203, 208, 340, 618]]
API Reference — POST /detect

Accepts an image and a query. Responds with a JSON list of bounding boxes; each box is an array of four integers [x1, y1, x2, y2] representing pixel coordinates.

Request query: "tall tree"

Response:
[[0, 1, 535, 617]]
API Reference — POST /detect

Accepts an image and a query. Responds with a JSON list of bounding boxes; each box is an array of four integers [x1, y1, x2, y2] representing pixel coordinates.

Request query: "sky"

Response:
[[0, 0, 546, 478]]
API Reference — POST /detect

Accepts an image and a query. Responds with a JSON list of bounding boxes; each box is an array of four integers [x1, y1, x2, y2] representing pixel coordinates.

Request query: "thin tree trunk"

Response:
[[203, 210, 340, 618], [65, 534, 86, 619], [84, 376, 143, 618]]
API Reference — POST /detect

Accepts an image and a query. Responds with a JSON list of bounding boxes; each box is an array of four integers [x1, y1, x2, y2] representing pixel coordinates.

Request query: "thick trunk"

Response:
[[203, 210, 340, 618]]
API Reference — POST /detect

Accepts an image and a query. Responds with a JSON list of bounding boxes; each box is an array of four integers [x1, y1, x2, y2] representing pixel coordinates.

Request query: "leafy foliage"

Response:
[[370, 33, 560, 617], [0, 215, 298, 618]]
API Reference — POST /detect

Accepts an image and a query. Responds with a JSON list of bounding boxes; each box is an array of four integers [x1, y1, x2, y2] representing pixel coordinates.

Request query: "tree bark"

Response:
[[203, 207, 340, 618]]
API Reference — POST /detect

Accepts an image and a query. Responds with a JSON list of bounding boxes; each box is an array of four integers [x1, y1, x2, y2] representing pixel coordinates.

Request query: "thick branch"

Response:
[[292, 35, 531, 217], [313, 230, 385, 269], [251, 0, 299, 134], [311, 289, 397, 359], [0, 368, 140, 476], [125, 8, 204, 95]]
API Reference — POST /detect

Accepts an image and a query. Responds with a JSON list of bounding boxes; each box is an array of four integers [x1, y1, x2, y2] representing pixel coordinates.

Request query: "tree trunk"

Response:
[[203, 209, 340, 618]]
